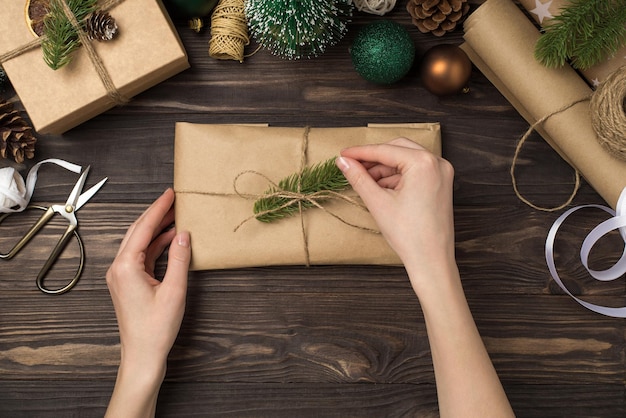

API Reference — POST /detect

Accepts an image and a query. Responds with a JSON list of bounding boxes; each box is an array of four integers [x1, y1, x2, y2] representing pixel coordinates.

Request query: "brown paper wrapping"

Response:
[[174, 123, 442, 271], [0, 0, 189, 134], [461, 0, 626, 209], [518, 0, 626, 85]]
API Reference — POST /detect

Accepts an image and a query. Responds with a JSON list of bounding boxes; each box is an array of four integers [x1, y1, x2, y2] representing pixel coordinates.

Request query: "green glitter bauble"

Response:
[[350, 20, 415, 84]]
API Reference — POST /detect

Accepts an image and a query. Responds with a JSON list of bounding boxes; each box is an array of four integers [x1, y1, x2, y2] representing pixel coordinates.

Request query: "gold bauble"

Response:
[[420, 44, 472, 96]]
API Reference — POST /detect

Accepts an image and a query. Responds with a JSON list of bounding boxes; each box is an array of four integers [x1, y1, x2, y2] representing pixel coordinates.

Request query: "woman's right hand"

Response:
[[336, 138, 456, 288]]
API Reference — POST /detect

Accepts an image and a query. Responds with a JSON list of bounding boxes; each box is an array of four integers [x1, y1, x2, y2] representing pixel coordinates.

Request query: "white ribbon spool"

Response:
[[0, 159, 82, 213]]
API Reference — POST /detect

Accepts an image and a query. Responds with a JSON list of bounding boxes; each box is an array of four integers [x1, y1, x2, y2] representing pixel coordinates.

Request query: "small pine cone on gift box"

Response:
[[0, 101, 36, 164], [85, 11, 118, 41], [406, 0, 470, 37]]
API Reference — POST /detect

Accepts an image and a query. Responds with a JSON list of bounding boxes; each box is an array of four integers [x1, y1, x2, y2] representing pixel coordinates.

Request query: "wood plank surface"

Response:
[[1, 1, 624, 417]]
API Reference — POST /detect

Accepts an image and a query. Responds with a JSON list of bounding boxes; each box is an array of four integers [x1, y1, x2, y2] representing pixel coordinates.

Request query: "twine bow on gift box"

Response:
[[176, 126, 380, 267], [0, 0, 128, 105]]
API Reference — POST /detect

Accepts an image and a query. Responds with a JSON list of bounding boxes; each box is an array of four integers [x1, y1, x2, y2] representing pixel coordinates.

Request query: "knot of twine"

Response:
[[353, 0, 397, 15], [0, 0, 128, 105], [208, 0, 250, 63], [232, 170, 377, 235], [511, 65, 626, 212], [176, 127, 378, 266], [590, 65, 626, 161]]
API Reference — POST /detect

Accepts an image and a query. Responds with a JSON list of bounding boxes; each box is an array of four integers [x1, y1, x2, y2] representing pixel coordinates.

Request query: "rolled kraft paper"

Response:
[[461, 0, 626, 209]]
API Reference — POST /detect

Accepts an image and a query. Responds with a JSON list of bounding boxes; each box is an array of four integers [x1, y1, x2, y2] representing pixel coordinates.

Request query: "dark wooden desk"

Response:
[[1, 2, 624, 416]]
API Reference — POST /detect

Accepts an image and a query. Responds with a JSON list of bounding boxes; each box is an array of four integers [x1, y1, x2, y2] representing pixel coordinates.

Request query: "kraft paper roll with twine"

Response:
[[461, 0, 626, 211]]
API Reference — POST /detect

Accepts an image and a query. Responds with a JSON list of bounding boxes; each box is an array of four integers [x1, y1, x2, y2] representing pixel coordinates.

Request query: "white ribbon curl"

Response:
[[0, 159, 82, 213], [545, 187, 626, 317]]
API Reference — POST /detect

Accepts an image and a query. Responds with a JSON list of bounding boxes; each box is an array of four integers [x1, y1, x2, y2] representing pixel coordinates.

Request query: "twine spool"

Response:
[[590, 65, 626, 161], [353, 0, 396, 15], [208, 0, 249, 63]]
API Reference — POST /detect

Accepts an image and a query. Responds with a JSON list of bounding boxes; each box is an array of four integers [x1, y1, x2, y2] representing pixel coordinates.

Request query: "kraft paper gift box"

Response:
[[174, 123, 442, 271], [0, 0, 189, 135]]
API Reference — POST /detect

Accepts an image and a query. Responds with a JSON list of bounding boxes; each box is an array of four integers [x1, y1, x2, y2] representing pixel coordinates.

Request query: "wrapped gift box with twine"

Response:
[[0, 0, 189, 135], [174, 123, 442, 271]]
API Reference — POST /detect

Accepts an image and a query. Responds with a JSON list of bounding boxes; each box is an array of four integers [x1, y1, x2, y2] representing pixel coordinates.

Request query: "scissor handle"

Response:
[[0, 206, 55, 259], [36, 222, 84, 295], [0, 205, 84, 295]]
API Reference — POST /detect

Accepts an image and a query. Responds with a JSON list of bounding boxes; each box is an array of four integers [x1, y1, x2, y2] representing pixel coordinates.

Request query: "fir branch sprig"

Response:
[[535, 0, 626, 70], [253, 157, 350, 223], [42, 0, 98, 70]]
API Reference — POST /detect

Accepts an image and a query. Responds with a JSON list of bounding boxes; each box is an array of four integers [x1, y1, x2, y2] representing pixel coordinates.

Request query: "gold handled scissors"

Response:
[[0, 166, 107, 295]]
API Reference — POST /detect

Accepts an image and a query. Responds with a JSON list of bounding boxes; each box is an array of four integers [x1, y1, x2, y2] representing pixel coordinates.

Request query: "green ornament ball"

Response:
[[350, 20, 415, 85], [164, 0, 219, 17]]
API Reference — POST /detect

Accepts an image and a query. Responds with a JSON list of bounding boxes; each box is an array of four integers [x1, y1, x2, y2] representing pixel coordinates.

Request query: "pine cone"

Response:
[[85, 11, 118, 41], [406, 0, 470, 37], [0, 101, 36, 164]]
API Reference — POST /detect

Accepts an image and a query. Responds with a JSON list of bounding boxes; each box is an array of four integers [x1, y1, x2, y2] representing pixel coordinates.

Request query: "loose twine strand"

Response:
[[0, 0, 128, 105], [510, 97, 588, 212], [208, 0, 250, 63], [176, 127, 379, 267], [511, 65, 626, 212]]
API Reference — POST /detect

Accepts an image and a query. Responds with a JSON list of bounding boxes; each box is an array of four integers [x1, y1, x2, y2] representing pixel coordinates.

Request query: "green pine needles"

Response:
[[253, 157, 349, 223], [535, 0, 626, 70], [245, 0, 353, 60], [42, 0, 97, 70]]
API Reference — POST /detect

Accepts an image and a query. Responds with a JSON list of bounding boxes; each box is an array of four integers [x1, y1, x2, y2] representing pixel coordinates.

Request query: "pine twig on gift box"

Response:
[[42, 0, 98, 70], [253, 157, 350, 223]]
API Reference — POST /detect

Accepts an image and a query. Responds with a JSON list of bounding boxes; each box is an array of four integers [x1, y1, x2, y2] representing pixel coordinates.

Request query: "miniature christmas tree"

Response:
[[245, 0, 353, 60]]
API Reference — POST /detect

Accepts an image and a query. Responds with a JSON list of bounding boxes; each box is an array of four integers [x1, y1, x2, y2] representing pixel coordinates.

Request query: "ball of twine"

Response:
[[208, 0, 249, 63], [353, 0, 396, 15], [590, 65, 626, 161]]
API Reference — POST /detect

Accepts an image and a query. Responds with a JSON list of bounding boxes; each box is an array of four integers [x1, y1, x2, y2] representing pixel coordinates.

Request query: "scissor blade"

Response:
[[66, 166, 91, 208], [75, 177, 107, 211]]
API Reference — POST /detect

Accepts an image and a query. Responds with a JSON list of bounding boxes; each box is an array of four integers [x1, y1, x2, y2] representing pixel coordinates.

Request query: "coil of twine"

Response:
[[590, 65, 626, 161], [208, 0, 249, 63]]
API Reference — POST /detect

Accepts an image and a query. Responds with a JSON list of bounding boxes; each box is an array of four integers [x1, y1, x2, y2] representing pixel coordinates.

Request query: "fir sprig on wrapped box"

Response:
[[253, 157, 349, 223], [42, 0, 98, 70]]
